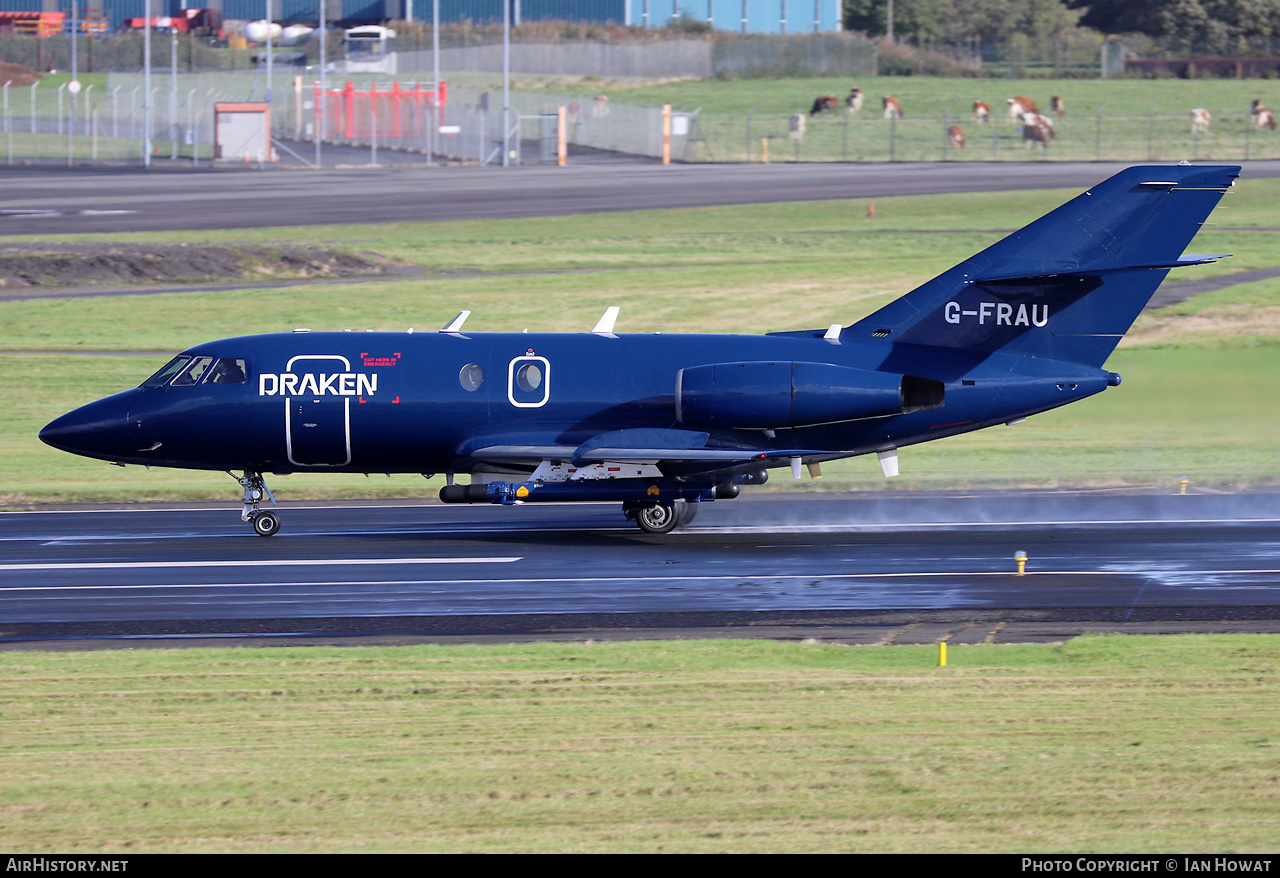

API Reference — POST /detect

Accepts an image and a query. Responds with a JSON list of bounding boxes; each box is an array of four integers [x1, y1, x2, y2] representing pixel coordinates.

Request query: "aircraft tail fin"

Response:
[[848, 165, 1239, 368]]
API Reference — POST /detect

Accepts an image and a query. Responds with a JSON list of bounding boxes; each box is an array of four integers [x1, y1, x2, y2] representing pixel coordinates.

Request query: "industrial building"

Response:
[[0, 0, 841, 36]]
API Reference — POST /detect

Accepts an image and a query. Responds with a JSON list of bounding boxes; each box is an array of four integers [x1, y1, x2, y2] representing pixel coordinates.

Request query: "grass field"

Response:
[[2, 176, 1278, 504], [3, 635, 1279, 852], [571, 75, 1280, 162]]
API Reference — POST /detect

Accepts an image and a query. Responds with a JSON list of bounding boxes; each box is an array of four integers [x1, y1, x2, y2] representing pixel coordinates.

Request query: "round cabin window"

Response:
[[516, 363, 542, 392], [459, 363, 484, 392]]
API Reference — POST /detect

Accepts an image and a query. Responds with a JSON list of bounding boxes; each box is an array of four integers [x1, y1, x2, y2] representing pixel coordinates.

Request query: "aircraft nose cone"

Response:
[[39, 397, 135, 460]]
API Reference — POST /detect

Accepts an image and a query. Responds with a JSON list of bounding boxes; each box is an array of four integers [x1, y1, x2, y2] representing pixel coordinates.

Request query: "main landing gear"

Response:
[[235, 471, 280, 537], [626, 499, 698, 535]]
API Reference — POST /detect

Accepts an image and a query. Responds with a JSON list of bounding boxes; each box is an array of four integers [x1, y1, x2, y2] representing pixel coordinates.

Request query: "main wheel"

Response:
[[252, 511, 281, 537], [634, 502, 680, 535]]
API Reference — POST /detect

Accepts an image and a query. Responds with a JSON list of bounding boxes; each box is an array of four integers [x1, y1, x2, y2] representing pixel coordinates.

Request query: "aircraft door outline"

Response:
[[285, 354, 352, 467], [507, 355, 550, 408]]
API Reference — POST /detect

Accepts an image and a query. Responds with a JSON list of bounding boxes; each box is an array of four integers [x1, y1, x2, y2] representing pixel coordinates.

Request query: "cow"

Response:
[[973, 100, 990, 123], [1191, 107, 1211, 134], [1051, 95, 1065, 117], [1252, 101, 1277, 130], [1007, 96, 1037, 124], [883, 96, 903, 119], [847, 86, 863, 114], [810, 95, 838, 116], [948, 125, 966, 149], [1022, 113, 1055, 149]]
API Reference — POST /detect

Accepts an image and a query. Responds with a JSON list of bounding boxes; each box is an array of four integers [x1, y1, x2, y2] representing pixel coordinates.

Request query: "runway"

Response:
[[3, 492, 1279, 647], [3, 160, 1280, 235]]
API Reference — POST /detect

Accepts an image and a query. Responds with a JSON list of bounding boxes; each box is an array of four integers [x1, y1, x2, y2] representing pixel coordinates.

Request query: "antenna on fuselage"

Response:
[[593, 306, 620, 337], [440, 311, 471, 333]]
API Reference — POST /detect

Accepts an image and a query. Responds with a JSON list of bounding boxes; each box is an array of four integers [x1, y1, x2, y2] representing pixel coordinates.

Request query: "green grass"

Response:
[[4, 180, 1278, 503], [574, 75, 1280, 162], [593, 75, 1280, 120], [2, 635, 1279, 852]]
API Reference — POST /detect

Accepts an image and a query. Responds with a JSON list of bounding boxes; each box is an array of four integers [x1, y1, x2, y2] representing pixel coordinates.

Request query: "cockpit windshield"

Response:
[[172, 356, 214, 386], [140, 356, 190, 388], [140, 355, 248, 388]]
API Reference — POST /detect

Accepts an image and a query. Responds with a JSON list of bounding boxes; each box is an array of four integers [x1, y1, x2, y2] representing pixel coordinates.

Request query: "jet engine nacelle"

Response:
[[676, 361, 944, 428]]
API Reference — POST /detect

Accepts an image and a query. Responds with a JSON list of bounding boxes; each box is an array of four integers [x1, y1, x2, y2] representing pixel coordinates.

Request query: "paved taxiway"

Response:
[[3, 492, 1278, 646], [4, 160, 1280, 235]]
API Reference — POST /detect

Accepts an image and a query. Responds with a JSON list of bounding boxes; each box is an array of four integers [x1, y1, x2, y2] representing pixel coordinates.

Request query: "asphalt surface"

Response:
[[5, 159, 1279, 647], [4, 159, 1280, 235], [4, 491, 1279, 647]]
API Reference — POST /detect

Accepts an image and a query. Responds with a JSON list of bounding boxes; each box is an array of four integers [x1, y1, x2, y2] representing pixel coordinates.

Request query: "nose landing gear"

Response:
[[234, 471, 280, 537]]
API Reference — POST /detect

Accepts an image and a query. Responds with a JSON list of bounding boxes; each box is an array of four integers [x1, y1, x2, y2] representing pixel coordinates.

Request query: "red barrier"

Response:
[[0, 11, 65, 38], [314, 79, 446, 141]]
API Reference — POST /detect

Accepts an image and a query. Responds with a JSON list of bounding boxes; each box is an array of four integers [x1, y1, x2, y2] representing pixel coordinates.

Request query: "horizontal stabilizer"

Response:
[[976, 253, 1229, 284]]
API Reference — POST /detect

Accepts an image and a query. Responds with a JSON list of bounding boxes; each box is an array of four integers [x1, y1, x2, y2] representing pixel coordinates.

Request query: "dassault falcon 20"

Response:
[[40, 164, 1237, 536]]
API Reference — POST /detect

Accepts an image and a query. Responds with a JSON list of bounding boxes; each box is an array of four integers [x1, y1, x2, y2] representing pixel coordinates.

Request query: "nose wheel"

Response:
[[234, 471, 280, 537]]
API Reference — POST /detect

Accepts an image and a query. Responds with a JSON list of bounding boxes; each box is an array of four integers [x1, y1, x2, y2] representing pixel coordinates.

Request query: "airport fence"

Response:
[[695, 107, 1280, 163], [4, 72, 1279, 167]]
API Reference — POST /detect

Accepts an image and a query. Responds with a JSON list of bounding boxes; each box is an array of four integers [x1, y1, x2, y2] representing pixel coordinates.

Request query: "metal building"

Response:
[[0, 0, 839, 34]]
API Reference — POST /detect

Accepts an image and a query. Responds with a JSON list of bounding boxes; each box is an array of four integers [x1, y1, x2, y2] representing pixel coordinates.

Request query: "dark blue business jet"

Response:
[[40, 164, 1237, 536]]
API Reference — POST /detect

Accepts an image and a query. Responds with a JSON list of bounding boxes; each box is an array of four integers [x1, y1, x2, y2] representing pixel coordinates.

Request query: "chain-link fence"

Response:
[[5, 71, 1279, 167], [694, 107, 1280, 163], [395, 40, 713, 80]]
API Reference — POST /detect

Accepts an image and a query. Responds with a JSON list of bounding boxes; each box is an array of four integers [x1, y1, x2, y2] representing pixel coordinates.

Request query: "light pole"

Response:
[[502, 0, 510, 167], [266, 0, 274, 102], [144, 0, 152, 167], [171, 26, 178, 159]]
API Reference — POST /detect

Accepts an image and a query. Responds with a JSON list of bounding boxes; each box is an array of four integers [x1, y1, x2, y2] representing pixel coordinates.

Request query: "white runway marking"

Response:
[[2, 517, 1277, 545], [0, 557, 521, 572], [4, 569, 1280, 592]]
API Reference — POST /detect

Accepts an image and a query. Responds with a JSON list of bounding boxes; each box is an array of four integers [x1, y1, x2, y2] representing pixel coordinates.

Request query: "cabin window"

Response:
[[459, 363, 484, 392], [171, 357, 214, 386], [206, 358, 248, 385], [140, 356, 190, 388], [516, 363, 542, 392], [507, 356, 550, 408]]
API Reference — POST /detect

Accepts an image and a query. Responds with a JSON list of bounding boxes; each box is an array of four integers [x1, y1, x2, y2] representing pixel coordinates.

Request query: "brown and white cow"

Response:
[[1007, 96, 1037, 124], [1050, 95, 1065, 117], [847, 86, 863, 114], [973, 100, 990, 123], [1191, 108, 1211, 134], [1022, 113, 1055, 149], [1253, 101, 1277, 130], [810, 95, 838, 116], [948, 125, 966, 149], [883, 96, 903, 119]]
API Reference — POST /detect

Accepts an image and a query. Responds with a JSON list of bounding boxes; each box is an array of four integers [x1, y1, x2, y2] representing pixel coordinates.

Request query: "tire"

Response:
[[252, 511, 281, 537], [634, 502, 680, 535]]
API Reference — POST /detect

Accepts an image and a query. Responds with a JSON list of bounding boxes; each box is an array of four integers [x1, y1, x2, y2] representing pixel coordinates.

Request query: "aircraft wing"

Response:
[[470, 428, 824, 474]]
